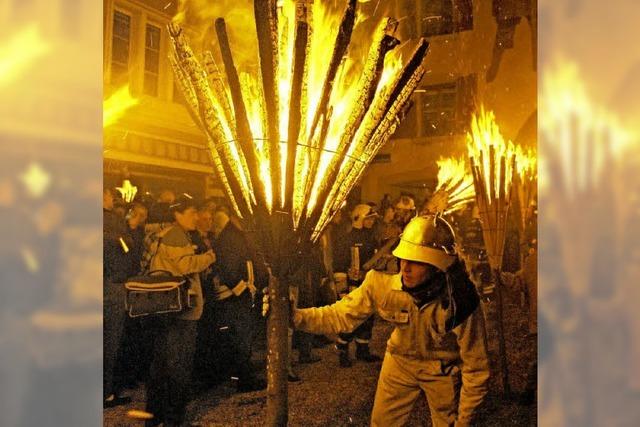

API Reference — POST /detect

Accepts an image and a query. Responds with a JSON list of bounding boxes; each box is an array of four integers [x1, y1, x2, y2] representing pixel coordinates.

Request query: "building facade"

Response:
[[359, 0, 537, 206], [103, 0, 222, 200]]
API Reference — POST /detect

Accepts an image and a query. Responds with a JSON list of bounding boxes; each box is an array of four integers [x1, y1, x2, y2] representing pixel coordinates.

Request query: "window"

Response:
[[391, 74, 476, 139], [422, 0, 454, 37], [111, 10, 131, 86], [422, 82, 457, 137], [144, 24, 161, 96], [402, 0, 472, 38]]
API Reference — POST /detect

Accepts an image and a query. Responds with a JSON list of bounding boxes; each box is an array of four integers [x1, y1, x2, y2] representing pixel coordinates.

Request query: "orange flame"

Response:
[[466, 106, 517, 200], [170, 0, 425, 237], [431, 157, 475, 215]]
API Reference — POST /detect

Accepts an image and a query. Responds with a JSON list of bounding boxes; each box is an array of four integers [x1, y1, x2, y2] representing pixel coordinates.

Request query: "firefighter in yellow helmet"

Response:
[[290, 215, 490, 426], [333, 204, 382, 367]]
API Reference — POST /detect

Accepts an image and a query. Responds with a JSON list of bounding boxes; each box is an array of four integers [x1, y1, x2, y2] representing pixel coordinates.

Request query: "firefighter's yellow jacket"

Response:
[[293, 269, 490, 423]]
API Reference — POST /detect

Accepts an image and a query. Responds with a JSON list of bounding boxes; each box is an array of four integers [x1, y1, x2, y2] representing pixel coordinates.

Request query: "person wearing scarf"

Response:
[[286, 215, 490, 427]]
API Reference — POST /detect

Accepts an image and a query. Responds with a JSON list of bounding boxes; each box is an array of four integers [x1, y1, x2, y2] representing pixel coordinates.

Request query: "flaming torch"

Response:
[[423, 156, 475, 216], [168, 0, 430, 423], [467, 106, 518, 396]]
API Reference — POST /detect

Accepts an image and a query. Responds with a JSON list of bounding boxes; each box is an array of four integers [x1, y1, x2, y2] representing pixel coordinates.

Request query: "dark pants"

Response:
[[145, 317, 197, 426], [104, 283, 126, 399], [338, 280, 374, 347], [115, 315, 153, 387], [338, 316, 375, 346], [294, 331, 315, 359], [212, 292, 258, 387], [193, 299, 219, 385]]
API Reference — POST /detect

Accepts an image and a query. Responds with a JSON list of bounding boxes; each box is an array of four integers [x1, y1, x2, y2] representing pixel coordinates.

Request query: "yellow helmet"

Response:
[[351, 204, 377, 229], [392, 215, 457, 271], [394, 195, 416, 211]]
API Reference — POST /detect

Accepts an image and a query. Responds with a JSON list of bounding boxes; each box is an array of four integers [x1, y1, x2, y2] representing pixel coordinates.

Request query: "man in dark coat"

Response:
[[103, 187, 132, 407], [208, 207, 267, 392], [336, 204, 382, 367]]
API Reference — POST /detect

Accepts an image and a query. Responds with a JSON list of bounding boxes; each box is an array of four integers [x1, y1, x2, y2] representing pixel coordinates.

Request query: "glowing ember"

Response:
[[103, 85, 139, 128], [0, 25, 49, 87], [169, 0, 428, 242]]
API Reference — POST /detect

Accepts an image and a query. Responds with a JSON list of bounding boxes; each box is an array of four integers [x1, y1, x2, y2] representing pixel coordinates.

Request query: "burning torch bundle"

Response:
[[167, 0, 429, 243], [466, 105, 539, 397], [424, 156, 475, 216], [467, 106, 518, 272]]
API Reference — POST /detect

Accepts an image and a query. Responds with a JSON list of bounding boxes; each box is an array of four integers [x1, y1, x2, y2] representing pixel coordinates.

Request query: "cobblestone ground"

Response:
[[105, 288, 536, 426]]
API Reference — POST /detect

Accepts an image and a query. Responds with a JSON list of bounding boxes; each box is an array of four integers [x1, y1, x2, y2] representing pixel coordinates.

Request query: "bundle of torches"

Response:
[[423, 156, 475, 216], [167, 0, 429, 243], [427, 107, 537, 274]]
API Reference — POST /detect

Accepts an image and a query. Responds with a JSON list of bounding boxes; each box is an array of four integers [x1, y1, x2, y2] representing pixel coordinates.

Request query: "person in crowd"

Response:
[[287, 244, 324, 382], [192, 204, 219, 388], [143, 196, 216, 427], [126, 202, 148, 273], [394, 195, 417, 229], [147, 189, 176, 224], [113, 196, 128, 218], [158, 189, 176, 204], [209, 206, 267, 392], [319, 207, 350, 305], [192, 204, 214, 253], [103, 187, 133, 408], [202, 197, 218, 215], [114, 202, 150, 390], [379, 193, 393, 212], [374, 205, 397, 247], [335, 203, 381, 367], [273, 215, 490, 426]]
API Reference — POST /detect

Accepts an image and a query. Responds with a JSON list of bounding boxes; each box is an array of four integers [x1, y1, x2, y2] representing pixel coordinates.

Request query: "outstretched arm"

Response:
[[293, 274, 377, 336]]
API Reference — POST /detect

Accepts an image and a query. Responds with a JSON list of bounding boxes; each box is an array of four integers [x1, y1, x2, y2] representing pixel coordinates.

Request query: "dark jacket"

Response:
[[103, 209, 132, 284], [348, 227, 377, 272], [127, 225, 146, 277], [212, 222, 252, 288]]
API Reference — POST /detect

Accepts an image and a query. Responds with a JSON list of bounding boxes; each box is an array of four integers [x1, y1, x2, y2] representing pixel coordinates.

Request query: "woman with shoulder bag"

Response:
[[144, 196, 215, 427]]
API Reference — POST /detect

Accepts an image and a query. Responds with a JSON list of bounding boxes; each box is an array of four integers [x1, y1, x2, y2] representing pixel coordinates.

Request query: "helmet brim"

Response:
[[392, 239, 456, 272]]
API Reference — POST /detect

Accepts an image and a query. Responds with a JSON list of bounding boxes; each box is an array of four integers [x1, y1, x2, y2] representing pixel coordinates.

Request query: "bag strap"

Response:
[[148, 269, 177, 276]]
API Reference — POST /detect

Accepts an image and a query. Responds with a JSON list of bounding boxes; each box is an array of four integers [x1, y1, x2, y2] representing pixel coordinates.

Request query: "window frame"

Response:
[[143, 22, 162, 97], [111, 9, 132, 86]]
